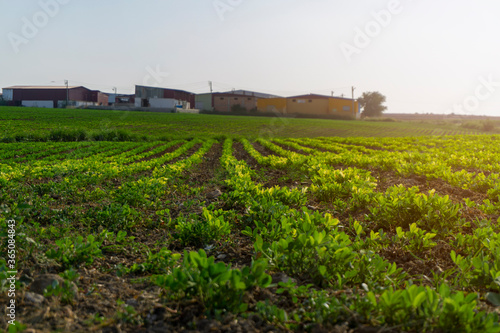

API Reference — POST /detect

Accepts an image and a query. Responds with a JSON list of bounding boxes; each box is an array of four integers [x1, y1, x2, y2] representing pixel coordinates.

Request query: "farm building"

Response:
[[212, 92, 261, 112], [1, 86, 109, 108], [195, 93, 213, 111], [197, 90, 281, 112], [257, 94, 360, 118], [108, 94, 135, 106], [257, 97, 288, 114], [134, 85, 195, 110]]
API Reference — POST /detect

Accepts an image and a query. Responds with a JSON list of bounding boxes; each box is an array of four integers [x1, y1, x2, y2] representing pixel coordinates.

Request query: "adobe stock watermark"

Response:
[[7, 0, 71, 54], [213, 0, 244, 21], [447, 75, 500, 114], [339, 0, 404, 63], [142, 65, 170, 86], [258, 110, 292, 139]]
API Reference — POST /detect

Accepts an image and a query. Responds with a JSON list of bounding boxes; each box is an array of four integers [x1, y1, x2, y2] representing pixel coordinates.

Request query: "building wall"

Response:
[[328, 98, 359, 117], [97, 92, 109, 106], [69, 87, 96, 102], [21, 100, 53, 108], [163, 89, 195, 108], [135, 85, 195, 109], [2, 89, 13, 101], [287, 97, 329, 115], [149, 98, 177, 109], [136, 86, 164, 99], [13, 88, 66, 102], [284, 96, 359, 117], [108, 94, 116, 104], [257, 98, 287, 114], [195, 93, 212, 111], [74, 101, 97, 107], [8, 87, 96, 104], [213, 94, 258, 112]]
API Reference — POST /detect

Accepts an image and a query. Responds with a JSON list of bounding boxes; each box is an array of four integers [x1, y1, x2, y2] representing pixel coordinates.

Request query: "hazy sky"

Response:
[[1, 0, 500, 116]]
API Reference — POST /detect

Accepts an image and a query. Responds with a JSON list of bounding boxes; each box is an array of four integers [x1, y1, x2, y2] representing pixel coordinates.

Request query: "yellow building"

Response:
[[288, 94, 359, 117], [257, 97, 287, 114], [257, 94, 359, 118]]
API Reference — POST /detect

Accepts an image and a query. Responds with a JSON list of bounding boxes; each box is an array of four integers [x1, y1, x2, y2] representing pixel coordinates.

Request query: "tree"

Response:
[[357, 91, 387, 118]]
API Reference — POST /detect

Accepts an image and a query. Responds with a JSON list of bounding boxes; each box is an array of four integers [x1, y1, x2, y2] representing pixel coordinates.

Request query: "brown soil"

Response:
[[251, 142, 277, 157], [168, 143, 203, 165], [232, 141, 261, 171], [379, 239, 456, 282], [183, 142, 223, 187], [6, 226, 285, 333]]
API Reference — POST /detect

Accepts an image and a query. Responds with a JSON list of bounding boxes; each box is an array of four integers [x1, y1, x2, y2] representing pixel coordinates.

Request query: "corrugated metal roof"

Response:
[[224, 90, 282, 99], [213, 92, 259, 98], [288, 93, 331, 99], [135, 85, 194, 95], [3, 86, 82, 90], [288, 93, 355, 101]]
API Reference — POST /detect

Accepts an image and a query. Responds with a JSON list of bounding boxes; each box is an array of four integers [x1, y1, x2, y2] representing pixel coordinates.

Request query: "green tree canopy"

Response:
[[358, 91, 387, 118]]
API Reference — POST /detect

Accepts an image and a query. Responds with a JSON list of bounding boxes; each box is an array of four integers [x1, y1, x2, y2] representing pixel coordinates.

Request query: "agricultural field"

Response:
[[1, 107, 500, 332], [0, 107, 491, 141]]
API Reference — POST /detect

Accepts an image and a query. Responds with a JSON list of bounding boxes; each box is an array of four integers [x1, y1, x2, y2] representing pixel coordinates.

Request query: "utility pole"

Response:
[[209, 81, 213, 93], [331, 91, 334, 97], [352, 86, 356, 115], [65, 80, 69, 108]]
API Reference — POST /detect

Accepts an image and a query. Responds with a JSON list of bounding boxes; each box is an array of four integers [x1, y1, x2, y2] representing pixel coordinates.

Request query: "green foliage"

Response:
[[44, 268, 79, 304], [117, 247, 181, 275], [48, 129, 88, 142], [369, 186, 462, 233], [309, 166, 376, 210], [97, 229, 130, 244], [371, 284, 500, 332], [461, 120, 498, 133], [0, 106, 485, 140], [154, 249, 271, 314], [451, 227, 500, 291], [174, 208, 232, 247], [45, 234, 102, 268], [265, 283, 500, 332], [394, 223, 437, 253], [4, 126, 500, 331], [85, 204, 139, 232], [358, 91, 387, 118], [254, 211, 402, 288], [7, 322, 28, 333], [255, 301, 289, 324]]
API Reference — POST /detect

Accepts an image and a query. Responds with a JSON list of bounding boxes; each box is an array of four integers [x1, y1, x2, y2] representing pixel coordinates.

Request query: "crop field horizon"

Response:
[[1, 107, 500, 332], [0, 107, 491, 142]]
